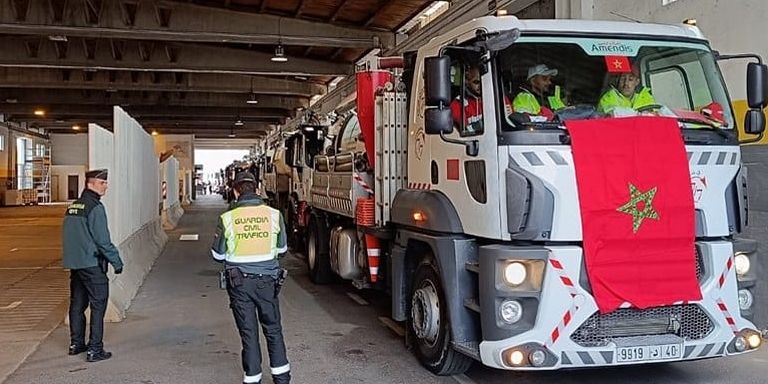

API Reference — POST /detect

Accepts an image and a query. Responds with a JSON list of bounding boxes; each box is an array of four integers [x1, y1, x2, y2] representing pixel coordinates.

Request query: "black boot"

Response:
[[68, 344, 88, 355], [273, 372, 290, 384], [86, 349, 113, 362]]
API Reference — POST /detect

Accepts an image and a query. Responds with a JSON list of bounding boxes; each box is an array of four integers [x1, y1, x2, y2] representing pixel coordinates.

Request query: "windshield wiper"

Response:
[[675, 117, 731, 139], [520, 121, 563, 130]]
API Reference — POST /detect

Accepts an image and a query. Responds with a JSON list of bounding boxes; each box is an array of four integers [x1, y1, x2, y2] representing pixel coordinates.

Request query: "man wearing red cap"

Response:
[[598, 64, 656, 114]]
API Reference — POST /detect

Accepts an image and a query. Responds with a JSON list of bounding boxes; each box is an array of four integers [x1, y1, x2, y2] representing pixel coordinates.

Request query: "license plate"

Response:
[[616, 343, 682, 363]]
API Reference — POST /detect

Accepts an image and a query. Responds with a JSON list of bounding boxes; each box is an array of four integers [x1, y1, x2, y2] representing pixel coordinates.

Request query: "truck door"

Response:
[[428, 54, 504, 240]]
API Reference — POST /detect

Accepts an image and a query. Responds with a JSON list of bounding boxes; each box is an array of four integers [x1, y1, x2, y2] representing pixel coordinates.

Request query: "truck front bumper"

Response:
[[476, 242, 762, 370]]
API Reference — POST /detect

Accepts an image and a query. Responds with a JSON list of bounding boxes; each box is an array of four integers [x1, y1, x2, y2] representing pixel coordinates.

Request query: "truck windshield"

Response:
[[495, 37, 734, 131]]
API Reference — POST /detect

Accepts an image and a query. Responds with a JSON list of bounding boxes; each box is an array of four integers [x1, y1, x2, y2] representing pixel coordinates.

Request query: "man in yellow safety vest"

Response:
[[211, 171, 290, 384], [597, 64, 656, 114], [512, 63, 567, 120]]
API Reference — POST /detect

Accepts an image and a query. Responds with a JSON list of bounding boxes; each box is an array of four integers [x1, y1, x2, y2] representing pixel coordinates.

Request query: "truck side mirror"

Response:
[[425, 56, 451, 105], [424, 56, 453, 135], [425, 109, 452, 134], [745, 109, 765, 135], [746, 62, 768, 109]]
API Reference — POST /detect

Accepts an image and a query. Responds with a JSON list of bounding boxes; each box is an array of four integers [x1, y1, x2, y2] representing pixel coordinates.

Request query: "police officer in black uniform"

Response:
[[212, 172, 291, 384], [62, 169, 123, 362]]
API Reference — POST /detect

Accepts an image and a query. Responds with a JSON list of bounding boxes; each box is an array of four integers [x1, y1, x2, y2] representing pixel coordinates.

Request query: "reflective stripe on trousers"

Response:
[[228, 275, 290, 381]]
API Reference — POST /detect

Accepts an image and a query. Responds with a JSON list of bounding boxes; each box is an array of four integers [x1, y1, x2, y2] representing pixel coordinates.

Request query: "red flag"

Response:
[[605, 56, 631, 73], [566, 117, 702, 313]]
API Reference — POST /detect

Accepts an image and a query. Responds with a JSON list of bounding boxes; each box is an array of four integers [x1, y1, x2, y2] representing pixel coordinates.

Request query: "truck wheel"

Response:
[[307, 217, 332, 284], [286, 197, 306, 255], [409, 259, 473, 375]]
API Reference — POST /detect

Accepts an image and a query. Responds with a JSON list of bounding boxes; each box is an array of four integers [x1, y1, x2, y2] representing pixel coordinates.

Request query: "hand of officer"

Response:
[[114, 267, 123, 275]]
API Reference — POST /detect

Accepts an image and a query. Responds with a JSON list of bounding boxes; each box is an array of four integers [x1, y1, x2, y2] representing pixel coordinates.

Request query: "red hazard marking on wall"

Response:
[[447, 159, 460, 181]]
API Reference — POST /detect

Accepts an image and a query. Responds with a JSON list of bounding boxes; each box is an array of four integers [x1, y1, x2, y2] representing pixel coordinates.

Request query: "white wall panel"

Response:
[[50, 134, 88, 166], [89, 111, 159, 245], [88, 123, 116, 235], [111, 106, 159, 245], [161, 156, 180, 210]]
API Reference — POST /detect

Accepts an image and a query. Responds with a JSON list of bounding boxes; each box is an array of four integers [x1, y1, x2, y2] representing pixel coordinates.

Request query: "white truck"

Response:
[[281, 115, 328, 250], [291, 15, 766, 374], [259, 131, 291, 210]]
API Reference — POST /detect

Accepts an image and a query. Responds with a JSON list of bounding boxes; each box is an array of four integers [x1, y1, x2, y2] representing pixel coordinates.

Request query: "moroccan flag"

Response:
[[605, 55, 631, 73], [566, 117, 702, 313]]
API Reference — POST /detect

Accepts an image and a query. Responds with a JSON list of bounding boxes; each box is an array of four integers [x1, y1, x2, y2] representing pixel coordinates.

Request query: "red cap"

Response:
[[701, 102, 725, 123]]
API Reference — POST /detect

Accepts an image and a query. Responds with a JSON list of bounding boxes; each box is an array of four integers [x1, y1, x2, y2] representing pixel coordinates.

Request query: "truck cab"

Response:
[[403, 16, 765, 371], [298, 15, 766, 375]]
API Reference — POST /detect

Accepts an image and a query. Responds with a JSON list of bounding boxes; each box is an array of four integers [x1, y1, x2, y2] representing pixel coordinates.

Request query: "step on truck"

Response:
[[291, 15, 766, 374]]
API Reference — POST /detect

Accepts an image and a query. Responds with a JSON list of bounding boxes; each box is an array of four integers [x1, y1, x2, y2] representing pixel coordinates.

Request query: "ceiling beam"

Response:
[[330, 47, 344, 61], [40, 119, 274, 130], [194, 138, 264, 150], [364, 1, 390, 28], [0, 103, 291, 119], [0, 0, 393, 49], [150, 122, 270, 127], [0, 88, 309, 109], [0, 68, 326, 96], [330, 0, 352, 22], [294, 0, 309, 18], [45, 129, 267, 139], [0, 36, 352, 76]]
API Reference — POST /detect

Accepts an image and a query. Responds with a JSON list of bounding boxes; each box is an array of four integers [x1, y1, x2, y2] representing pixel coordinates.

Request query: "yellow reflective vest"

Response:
[[597, 86, 656, 114], [216, 203, 286, 264], [512, 86, 566, 115]]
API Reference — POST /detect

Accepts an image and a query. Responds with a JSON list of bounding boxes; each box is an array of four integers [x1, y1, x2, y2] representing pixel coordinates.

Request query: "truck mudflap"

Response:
[[477, 242, 762, 370]]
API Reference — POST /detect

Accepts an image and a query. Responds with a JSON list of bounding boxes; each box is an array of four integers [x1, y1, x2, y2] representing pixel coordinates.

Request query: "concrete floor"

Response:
[[2, 196, 767, 384], [0, 205, 69, 384], [4, 196, 450, 384]]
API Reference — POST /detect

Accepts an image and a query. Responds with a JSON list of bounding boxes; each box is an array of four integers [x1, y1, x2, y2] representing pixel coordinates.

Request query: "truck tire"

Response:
[[286, 197, 306, 256], [409, 258, 473, 375], [307, 217, 333, 284]]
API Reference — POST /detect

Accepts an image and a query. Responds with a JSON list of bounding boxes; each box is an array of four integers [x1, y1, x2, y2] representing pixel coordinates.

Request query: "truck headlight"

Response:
[[499, 300, 523, 324], [503, 262, 527, 286], [734, 253, 751, 276]]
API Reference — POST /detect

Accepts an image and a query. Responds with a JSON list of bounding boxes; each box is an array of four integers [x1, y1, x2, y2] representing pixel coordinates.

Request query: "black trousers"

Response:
[[69, 266, 109, 351], [228, 275, 290, 382]]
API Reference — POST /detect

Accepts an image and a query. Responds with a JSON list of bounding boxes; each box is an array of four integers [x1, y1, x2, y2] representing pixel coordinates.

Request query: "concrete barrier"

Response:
[[161, 203, 185, 230], [104, 217, 168, 322]]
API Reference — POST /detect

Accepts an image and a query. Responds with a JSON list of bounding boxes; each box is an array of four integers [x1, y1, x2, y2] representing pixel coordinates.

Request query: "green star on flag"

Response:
[[617, 183, 659, 233]]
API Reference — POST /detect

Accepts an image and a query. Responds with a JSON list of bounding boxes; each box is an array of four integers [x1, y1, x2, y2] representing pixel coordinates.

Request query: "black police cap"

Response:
[[234, 171, 256, 184], [85, 169, 108, 181]]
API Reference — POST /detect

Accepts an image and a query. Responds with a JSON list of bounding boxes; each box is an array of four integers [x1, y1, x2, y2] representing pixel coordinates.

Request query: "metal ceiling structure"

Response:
[[0, 0, 433, 138]]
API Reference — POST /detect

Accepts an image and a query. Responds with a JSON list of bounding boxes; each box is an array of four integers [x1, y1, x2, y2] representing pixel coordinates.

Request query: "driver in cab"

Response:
[[450, 65, 513, 134], [597, 64, 656, 114]]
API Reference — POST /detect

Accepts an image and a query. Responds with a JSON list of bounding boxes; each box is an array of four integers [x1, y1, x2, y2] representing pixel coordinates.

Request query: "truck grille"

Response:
[[571, 304, 713, 348], [694, 246, 704, 280]]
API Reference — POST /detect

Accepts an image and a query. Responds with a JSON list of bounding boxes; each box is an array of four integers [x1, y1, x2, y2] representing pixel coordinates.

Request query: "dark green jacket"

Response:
[[62, 189, 123, 271], [211, 193, 287, 276]]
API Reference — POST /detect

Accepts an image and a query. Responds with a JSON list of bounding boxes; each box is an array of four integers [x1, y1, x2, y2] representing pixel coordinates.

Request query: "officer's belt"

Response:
[[242, 272, 274, 279]]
